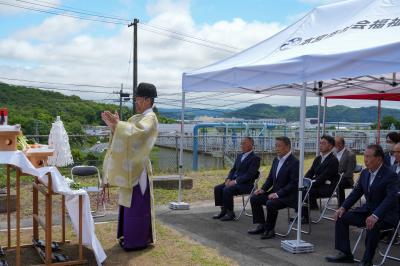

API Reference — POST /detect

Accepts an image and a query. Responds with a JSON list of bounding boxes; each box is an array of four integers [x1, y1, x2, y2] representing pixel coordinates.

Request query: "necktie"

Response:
[[368, 172, 373, 192]]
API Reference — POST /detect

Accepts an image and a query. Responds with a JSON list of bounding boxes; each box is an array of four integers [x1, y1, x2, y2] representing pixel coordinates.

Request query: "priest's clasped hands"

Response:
[[101, 111, 119, 132]]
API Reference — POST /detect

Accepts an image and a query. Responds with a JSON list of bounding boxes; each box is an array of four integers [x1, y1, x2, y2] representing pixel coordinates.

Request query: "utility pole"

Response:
[[128, 18, 139, 114], [119, 83, 123, 120], [115, 84, 130, 121]]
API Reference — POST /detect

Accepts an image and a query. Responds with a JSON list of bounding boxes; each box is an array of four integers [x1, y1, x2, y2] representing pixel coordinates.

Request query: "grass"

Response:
[[1, 221, 236, 266]]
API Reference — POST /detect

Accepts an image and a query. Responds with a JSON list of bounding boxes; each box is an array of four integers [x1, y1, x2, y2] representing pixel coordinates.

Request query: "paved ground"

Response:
[[1, 200, 399, 266], [156, 200, 400, 266]]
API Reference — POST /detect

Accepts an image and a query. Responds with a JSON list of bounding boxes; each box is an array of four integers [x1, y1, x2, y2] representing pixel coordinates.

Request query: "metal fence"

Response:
[[2, 129, 393, 175]]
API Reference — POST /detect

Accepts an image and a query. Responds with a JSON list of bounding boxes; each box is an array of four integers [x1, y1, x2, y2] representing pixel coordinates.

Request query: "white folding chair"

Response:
[[376, 192, 400, 265], [276, 178, 313, 237], [352, 192, 400, 265], [312, 173, 344, 223], [234, 171, 260, 221]]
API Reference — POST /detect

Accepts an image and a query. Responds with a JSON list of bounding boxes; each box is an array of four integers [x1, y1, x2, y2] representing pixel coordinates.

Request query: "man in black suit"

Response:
[[247, 136, 299, 239], [384, 131, 400, 167], [213, 137, 261, 221], [335, 136, 357, 206], [302, 135, 339, 221], [326, 144, 399, 266]]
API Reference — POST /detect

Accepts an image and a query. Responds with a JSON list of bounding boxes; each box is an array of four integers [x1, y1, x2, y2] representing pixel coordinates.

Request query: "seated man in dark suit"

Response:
[[391, 142, 400, 176], [384, 131, 400, 167], [302, 135, 339, 222], [335, 136, 357, 207], [247, 136, 299, 239], [213, 137, 261, 221], [326, 144, 399, 266]]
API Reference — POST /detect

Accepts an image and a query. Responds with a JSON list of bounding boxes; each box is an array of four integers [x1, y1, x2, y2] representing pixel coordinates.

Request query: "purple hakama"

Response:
[[117, 179, 153, 250]]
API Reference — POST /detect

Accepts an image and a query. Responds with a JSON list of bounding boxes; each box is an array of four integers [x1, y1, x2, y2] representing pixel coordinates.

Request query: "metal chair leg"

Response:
[[376, 222, 400, 265], [352, 228, 365, 262]]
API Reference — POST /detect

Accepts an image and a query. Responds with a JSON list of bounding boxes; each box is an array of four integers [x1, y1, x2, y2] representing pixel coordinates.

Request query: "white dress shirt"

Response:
[[320, 150, 333, 164], [396, 164, 400, 174], [241, 150, 253, 162], [336, 148, 346, 162], [276, 151, 291, 177], [368, 164, 382, 187]]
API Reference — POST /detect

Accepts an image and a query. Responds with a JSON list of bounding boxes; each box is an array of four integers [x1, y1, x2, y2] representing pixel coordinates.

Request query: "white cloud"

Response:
[[13, 16, 89, 42], [0, 0, 285, 108]]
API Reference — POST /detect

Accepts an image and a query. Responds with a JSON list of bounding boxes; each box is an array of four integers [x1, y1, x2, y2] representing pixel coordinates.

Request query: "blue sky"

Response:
[[1, 0, 391, 111], [0, 0, 317, 35]]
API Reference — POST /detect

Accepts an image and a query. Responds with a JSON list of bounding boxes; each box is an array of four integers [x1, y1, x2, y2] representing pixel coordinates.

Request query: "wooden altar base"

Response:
[[2, 244, 94, 266], [2, 165, 88, 266]]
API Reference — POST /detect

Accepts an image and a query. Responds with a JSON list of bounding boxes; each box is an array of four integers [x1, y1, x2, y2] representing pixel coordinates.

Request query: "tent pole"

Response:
[[297, 82, 307, 244], [316, 95, 321, 156], [169, 91, 189, 210], [377, 99, 381, 144], [322, 97, 327, 135], [178, 92, 185, 203]]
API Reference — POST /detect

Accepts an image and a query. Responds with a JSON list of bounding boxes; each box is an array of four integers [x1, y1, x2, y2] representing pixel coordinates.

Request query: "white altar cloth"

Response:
[[0, 151, 106, 265]]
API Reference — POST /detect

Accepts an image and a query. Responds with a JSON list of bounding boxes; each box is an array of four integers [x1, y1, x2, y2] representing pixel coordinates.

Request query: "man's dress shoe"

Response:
[[359, 261, 372, 266], [220, 211, 235, 221], [260, 229, 275, 239], [248, 224, 265, 235], [325, 251, 354, 263], [212, 210, 226, 219]]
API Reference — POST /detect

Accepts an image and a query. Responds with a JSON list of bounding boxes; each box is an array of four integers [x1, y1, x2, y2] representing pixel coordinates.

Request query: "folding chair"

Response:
[[376, 191, 400, 265], [276, 177, 313, 237], [313, 165, 363, 224], [234, 171, 260, 221], [71, 165, 107, 218], [352, 192, 400, 265], [312, 173, 344, 223]]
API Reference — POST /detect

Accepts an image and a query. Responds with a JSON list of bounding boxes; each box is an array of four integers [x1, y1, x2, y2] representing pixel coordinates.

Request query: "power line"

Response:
[[138, 25, 236, 53], [1, 82, 115, 94], [1, 1, 240, 53], [19, 0, 240, 51], [0, 1, 126, 25], [0, 76, 118, 89], [16, 0, 131, 22], [140, 23, 241, 51]]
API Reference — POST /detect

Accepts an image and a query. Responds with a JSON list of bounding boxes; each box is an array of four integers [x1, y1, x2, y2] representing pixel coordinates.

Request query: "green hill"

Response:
[[0, 83, 173, 135], [225, 103, 400, 122]]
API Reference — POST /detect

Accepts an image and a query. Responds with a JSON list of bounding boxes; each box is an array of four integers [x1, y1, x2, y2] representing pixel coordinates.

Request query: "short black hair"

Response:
[[321, 135, 335, 147], [243, 136, 254, 146], [366, 144, 385, 159], [276, 136, 291, 147], [386, 131, 400, 143]]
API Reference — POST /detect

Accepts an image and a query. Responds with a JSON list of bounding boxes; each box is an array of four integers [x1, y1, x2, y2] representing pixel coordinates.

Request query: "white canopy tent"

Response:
[[177, 0, 400, 251]]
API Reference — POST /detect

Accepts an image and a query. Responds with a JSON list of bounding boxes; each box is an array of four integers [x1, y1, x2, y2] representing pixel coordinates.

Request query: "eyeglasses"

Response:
[[393, 150, 400, 153]]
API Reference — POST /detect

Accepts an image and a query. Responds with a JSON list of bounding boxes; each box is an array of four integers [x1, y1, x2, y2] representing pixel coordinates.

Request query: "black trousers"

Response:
[[303, 184, 335, 218], [338, 178, 354, 207], [214, 183, 253, 211], [335, 211, 392, 262], [250, 193, 295, 231]]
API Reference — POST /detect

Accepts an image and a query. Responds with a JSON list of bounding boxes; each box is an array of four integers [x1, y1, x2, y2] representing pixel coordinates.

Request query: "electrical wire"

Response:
[[1, 1, 240, 53]]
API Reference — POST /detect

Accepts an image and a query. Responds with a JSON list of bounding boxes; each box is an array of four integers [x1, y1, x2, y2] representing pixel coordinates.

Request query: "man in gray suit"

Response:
[[335, 136, 357, 207]]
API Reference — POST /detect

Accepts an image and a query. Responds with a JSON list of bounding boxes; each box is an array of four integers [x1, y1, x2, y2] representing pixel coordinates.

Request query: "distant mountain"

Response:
[[158, 107, 232, 120], [159, 103, 400, 123]]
